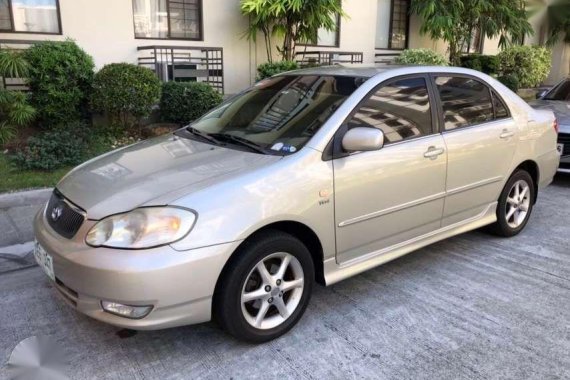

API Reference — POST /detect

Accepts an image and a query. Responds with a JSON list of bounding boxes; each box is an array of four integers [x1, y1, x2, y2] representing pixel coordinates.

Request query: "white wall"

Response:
[[0, 0, 258, 94]]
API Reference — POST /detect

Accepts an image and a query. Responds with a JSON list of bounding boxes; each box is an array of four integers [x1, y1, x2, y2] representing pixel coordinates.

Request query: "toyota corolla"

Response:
[[34, 65, 559, 342]]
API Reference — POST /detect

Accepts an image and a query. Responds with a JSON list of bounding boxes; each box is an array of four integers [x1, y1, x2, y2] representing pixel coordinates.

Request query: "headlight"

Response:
[[86, 207, 196, 249]]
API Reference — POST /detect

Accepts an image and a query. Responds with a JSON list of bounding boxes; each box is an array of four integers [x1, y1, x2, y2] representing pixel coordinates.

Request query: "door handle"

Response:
[[424, 146, 445, 159], [500, 129, 514, 139]]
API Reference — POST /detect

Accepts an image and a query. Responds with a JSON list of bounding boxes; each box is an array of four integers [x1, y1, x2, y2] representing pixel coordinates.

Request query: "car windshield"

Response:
[[180, 75, 364, 155], [544, 79, 570, 101]]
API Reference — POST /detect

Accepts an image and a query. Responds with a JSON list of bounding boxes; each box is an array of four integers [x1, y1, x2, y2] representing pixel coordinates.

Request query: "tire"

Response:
[[488, 169, 535, 237], [214, 230, 314, 343]]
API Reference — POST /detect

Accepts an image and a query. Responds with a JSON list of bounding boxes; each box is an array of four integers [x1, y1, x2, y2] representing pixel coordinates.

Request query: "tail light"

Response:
[[554, 119, 559, 133]]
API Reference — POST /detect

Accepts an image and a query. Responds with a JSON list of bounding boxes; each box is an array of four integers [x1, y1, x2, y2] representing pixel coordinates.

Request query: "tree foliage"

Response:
[[240, 0, 344, 61], [410, 0, 533, 65]]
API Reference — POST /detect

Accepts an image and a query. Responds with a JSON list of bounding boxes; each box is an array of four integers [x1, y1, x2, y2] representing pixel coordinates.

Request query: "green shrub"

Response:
[[160, 82, 222, 125], [395, 49, 448, 66], [12, 122, 88, 170], [24, 40, 94, 129], [498, 46, 551, 88], [257, 61, 299, 80], [460, 54, 499, 75], [460, 55, 482, 71], [0, 50, 29, 78], [498, 74, 520, 92], [0, 90, 36, 145], [91, 63, 161, 128]]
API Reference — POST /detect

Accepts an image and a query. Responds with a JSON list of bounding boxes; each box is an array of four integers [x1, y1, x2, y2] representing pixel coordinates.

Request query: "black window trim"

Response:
[[0, 0, 62, 35], [429, 73, 513, 134], [324, 73, 439, 160], [375, 0, 411, 51], [132, 0, 204, 41]]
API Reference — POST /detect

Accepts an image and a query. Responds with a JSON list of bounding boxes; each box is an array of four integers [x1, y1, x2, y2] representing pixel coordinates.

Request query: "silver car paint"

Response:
[[34, 65, 559, 330]]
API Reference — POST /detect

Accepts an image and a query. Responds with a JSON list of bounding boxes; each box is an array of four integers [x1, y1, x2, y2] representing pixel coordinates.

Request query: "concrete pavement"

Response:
[[0, 175, 569, 379]]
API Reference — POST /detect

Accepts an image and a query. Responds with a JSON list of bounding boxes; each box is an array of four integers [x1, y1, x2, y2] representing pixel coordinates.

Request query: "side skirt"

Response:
[[323, 202, 498, 286]]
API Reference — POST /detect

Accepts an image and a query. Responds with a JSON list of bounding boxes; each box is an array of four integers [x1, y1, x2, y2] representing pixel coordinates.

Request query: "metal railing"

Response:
[[0, 39, 42, 91], [374, 52, 401, 64], [295, 50, 363, 67], [137, 45, 224, 93]]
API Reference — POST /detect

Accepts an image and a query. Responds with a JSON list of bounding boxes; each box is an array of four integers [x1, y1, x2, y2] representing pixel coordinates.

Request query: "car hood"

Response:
[[57, 134, 281, 219], [529, 99, 570, 133]]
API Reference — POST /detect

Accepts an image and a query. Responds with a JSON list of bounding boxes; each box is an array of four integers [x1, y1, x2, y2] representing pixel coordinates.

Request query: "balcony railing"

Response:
[[137, 45, 224, 94], [0, 39, 42, 91], [295, 50, 363, 67], [375, 52, 401, 64]]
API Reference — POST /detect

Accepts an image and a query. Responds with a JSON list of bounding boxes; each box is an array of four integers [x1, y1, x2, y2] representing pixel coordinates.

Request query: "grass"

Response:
[[0, 131, 119, 194], [0, 154, 72, 193]]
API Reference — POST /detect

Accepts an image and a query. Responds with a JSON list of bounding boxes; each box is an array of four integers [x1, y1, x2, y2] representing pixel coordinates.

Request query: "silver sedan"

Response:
[[34, 65, 559, 342]]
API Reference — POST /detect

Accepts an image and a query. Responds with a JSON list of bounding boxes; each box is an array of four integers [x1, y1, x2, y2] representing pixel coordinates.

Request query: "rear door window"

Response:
[[435, 76, 494, 130]]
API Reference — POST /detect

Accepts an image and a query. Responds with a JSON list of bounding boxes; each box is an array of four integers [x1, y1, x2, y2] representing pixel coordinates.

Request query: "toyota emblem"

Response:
[[51, 204, 64, 221]]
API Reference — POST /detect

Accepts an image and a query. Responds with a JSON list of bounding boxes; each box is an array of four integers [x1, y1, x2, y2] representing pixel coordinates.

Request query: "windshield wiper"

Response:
[[184, 126, 221, 145], [209, 133, 269, 154]]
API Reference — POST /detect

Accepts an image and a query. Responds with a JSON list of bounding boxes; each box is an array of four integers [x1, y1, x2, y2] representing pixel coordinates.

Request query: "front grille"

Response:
[[46, 190, 85, 239], [558, 133, 570, 156]]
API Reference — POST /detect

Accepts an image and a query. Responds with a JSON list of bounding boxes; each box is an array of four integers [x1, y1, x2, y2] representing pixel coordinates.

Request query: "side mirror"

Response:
[[536, 89, 548, 99], [341, 127, 384, 152]]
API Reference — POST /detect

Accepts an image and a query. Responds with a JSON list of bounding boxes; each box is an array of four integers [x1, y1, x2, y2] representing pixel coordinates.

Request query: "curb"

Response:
[[0, 188, 52, 209], [0, 188, 52, 247]]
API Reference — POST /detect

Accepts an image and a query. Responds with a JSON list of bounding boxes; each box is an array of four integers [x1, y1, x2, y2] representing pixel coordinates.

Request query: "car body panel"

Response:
[[34, 65, 559, 330], [333, 134, 447, 263]]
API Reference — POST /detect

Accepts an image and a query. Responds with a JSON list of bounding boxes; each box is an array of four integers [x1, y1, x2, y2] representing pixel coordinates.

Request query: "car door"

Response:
[[332, 75, 447, 264], [433, 75, 518, 226]]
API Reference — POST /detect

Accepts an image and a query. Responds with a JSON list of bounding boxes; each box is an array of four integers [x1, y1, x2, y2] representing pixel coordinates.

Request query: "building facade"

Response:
[[0, 0, 567, 94]]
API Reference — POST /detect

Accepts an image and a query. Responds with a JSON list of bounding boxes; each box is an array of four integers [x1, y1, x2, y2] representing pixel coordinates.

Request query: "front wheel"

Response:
[[488, 169, 535, 237], [214, 230, 314, 343]]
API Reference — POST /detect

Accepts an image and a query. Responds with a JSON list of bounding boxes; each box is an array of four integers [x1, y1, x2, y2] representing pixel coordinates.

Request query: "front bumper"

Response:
[[33, 210, 240, 330]]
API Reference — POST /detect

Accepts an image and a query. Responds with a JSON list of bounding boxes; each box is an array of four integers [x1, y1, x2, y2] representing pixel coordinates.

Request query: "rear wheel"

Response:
[[214, 230, 314, 343], [488, 169, 535, 237]]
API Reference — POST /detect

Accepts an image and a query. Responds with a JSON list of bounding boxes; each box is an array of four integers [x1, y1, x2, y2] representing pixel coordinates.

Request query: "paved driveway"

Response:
[[1, 175, 569, 380]]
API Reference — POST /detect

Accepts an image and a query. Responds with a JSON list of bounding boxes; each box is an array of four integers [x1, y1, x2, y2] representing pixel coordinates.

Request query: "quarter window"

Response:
[[132, 0, 202, 40], [348, 77, 432, 144], [435, 76, 494, 130], [0, 0, 61, 34], [492, 90, 509, 119]]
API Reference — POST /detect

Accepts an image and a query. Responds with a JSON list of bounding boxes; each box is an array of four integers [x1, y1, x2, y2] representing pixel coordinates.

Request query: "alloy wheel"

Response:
[[505, 179, 531, 229], [240, 252, 304, 330]]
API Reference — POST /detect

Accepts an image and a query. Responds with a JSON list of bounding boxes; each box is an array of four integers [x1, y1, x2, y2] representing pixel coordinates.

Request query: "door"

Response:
[[333, 76, 447, 264], [433, 75, 518, 226]]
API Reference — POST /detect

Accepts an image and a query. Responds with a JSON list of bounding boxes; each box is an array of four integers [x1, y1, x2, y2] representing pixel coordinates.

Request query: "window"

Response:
[[544, 79, 570, 101], [461, 26, 483, 54], [435, 76, 494, 130], [492, 90, 509, 119], [348, 77, 432, 144], [300, 13, 340, 47], [376, 0, 409, 50], [0, 0, 61, 34], [132, 0, 202, 40]]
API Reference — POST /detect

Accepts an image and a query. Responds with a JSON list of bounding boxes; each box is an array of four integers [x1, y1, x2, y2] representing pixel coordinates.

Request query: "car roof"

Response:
[[278, 63, 498, 79]]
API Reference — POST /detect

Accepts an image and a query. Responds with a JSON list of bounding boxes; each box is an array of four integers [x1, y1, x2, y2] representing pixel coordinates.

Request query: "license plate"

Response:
[[34, 241, 55, 282], [557, 143, 564, 156]]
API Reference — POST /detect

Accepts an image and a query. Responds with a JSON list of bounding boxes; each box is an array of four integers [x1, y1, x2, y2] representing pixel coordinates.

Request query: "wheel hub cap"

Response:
[[505, 179, 531, 229]]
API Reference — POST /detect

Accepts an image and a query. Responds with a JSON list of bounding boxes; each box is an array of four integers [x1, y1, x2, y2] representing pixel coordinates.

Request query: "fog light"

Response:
[[101, 301, 153, 319]]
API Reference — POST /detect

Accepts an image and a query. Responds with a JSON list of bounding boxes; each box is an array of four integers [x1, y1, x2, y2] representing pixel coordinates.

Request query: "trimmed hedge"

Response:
[[91, 63, 161, 127], [395, 49, 449, 66], [24, 40, 94, 129], [257, 61, 299, 80], [498, 46, 551, 88], [160, 82, 222, 125], [13, 123, 88, 170], [498, 74, 520, 92], [460, 54, 499, 75]]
